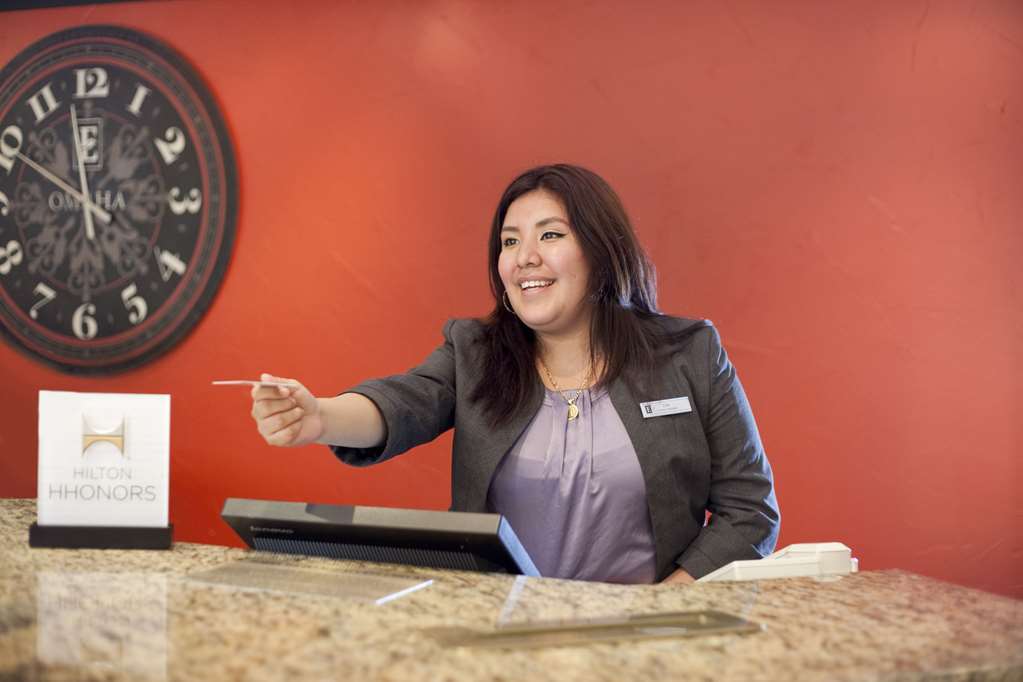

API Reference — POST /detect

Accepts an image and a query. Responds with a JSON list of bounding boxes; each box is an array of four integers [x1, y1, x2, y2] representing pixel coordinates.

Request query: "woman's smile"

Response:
[[518, 278, 555, 296]]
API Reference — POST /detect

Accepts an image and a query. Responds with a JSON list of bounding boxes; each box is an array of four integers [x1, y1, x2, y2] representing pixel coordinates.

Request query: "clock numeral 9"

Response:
[[0, 240, 23, 275], [72, 302, 98, 340], [155, 126, 186, 165], [121, 283, 148, 325], [168, 187, 202, 215], [0, 125, 23, 175], [0, 190, 10, 217]]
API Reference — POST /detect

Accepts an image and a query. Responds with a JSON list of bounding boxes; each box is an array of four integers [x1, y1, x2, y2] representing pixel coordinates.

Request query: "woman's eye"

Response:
[[502, 237, 518, 247], [540, 231, 564, 240]]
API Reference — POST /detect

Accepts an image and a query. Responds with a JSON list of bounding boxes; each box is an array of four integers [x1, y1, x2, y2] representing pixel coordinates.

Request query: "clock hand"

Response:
[[69, 104, 97, 240], [14, 151, 112, 224]]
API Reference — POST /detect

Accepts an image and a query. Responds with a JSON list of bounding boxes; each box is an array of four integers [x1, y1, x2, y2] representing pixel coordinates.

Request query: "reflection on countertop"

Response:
[[2, 498, 1021, 681], [36, 572, 168, 681]]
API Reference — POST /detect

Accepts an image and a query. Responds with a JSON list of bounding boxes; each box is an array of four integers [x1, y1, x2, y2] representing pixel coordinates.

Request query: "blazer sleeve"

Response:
[[329, 319, 458, 467], [675, 325, 781, 578]]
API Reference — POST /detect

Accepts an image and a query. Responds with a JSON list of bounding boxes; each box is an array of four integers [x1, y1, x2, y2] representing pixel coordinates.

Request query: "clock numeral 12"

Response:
[[74, 68, 110, 99]]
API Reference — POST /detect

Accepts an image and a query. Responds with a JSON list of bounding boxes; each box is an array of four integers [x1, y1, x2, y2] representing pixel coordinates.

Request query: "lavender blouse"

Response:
[[486, 386, 658, 584]]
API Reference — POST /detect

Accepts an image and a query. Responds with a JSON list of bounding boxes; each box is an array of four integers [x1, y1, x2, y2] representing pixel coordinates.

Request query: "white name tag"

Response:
[[640, 397, 692, 418]]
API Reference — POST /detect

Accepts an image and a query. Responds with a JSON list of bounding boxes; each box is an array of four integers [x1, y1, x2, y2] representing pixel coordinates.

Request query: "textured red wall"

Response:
[[1, 0, 1020, 598]]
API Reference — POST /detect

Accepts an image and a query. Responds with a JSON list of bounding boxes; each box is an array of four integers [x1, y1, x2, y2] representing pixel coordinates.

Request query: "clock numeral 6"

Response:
[[72, 302, 98, 340], [0, 240, 23, 275], [154, 126, 186, 165], [121, 283, 148, 325], [0, 125, 24, 175], [168, 187, 202, 215]]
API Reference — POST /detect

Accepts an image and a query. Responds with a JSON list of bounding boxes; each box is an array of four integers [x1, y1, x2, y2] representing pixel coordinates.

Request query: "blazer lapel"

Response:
[[609, 367, 693, 580], [458, 378, 544, 513]]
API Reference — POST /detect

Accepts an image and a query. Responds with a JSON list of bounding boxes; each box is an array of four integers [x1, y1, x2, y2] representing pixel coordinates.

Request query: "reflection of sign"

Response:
[[82, 415, 126, 457], [36, 572, 167, 681], [38, 391, 169, 528]]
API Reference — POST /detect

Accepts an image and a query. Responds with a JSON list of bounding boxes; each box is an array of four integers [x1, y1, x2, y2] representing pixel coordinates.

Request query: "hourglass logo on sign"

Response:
[[37, 391, 169, 528], [82, 414, 126, 457]]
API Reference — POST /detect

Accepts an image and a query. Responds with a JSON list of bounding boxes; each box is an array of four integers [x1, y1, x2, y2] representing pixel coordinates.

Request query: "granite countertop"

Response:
[[1, 498, 1021, 681]]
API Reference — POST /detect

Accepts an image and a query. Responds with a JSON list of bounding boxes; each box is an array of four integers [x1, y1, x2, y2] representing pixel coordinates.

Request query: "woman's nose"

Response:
[[517, 239, 540, 268]]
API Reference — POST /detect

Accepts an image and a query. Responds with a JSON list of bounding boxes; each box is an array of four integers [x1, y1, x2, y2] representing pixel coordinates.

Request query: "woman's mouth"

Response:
[[520, 279, 554, 296]]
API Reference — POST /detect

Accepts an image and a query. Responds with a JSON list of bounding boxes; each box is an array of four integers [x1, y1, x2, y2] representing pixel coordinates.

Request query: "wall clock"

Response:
[[0, 25, 236, 374]]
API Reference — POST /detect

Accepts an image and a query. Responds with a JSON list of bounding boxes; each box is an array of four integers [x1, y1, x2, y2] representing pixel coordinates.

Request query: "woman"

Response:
[[250, 164, 780, 584]]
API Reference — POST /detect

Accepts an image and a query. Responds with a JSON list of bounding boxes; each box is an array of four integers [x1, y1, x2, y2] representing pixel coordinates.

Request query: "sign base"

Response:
[[29, 523, 173, 550]]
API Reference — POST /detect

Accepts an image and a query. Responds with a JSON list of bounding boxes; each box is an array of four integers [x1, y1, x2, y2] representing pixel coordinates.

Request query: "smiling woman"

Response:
[[248, 164, 780, 585]]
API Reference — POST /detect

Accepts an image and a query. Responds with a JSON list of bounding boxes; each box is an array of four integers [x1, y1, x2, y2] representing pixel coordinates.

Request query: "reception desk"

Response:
[[1, 498, 1021, 681]]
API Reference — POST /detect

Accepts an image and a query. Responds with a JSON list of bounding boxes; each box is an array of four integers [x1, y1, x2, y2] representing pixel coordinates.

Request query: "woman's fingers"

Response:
[[251, 397, 295, 420], [262, 372, 298, 397], [257, 405, 305, 440], [250, 373, 319, 447], [266, 420, 303, 446]]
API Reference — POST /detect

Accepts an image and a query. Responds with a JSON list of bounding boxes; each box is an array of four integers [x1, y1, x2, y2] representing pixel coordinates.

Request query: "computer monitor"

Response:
[[221, 498, 540, 576]]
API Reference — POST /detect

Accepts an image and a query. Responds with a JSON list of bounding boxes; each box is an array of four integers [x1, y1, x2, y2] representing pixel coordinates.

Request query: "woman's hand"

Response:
[[663, 567, 696, 585], [250, 373, 324, 447]]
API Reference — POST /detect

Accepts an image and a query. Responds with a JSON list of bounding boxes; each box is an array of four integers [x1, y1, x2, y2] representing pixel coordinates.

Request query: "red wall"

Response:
[[1, 1, 1020, 598]]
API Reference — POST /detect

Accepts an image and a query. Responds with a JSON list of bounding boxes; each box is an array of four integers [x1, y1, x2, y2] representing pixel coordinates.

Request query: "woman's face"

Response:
[[498, 189, 593, 338]]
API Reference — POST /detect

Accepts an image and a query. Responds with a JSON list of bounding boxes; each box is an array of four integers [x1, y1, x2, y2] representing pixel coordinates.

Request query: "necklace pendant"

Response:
[[567, 403, 580, 420]]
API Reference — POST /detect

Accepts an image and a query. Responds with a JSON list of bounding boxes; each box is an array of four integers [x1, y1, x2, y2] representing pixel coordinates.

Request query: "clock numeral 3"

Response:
[[72, 302, 98, 340], [121, 283, 148, 325], [0, 240, 23, 275], [168, 187, 202, 215], [154, 126, 186, 165]]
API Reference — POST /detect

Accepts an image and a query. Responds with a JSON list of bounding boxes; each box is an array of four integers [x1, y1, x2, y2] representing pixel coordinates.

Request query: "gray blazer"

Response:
[[331, 315, 780, 581]]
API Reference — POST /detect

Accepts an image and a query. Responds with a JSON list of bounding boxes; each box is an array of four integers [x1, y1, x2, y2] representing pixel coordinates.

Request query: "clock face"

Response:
[[0, 25, 236, 374]]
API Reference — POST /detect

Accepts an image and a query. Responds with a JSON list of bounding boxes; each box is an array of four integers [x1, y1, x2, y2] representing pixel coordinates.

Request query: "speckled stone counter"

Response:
[[1, 499, 1021, 681]]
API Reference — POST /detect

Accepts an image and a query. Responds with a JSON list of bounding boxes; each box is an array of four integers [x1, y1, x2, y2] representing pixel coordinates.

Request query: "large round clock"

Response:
[[0, 25, 236, 374]]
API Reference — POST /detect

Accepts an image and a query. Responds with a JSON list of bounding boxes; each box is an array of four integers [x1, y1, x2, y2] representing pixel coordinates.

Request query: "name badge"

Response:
[[640, 397, 692, 418]]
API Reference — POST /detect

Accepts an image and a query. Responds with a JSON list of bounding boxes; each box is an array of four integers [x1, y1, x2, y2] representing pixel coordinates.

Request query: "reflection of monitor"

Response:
[[221, 498, 540, 576]]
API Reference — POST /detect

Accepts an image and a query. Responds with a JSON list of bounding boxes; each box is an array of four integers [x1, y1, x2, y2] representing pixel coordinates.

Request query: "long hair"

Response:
[[472, 164, 666, 424]]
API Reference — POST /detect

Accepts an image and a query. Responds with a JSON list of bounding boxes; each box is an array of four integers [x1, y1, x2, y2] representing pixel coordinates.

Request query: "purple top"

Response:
[[486, 386, 658, 584]]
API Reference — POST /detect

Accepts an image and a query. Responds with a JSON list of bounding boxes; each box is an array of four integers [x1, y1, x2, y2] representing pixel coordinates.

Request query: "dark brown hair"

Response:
[[472, 164, 667, 423]]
